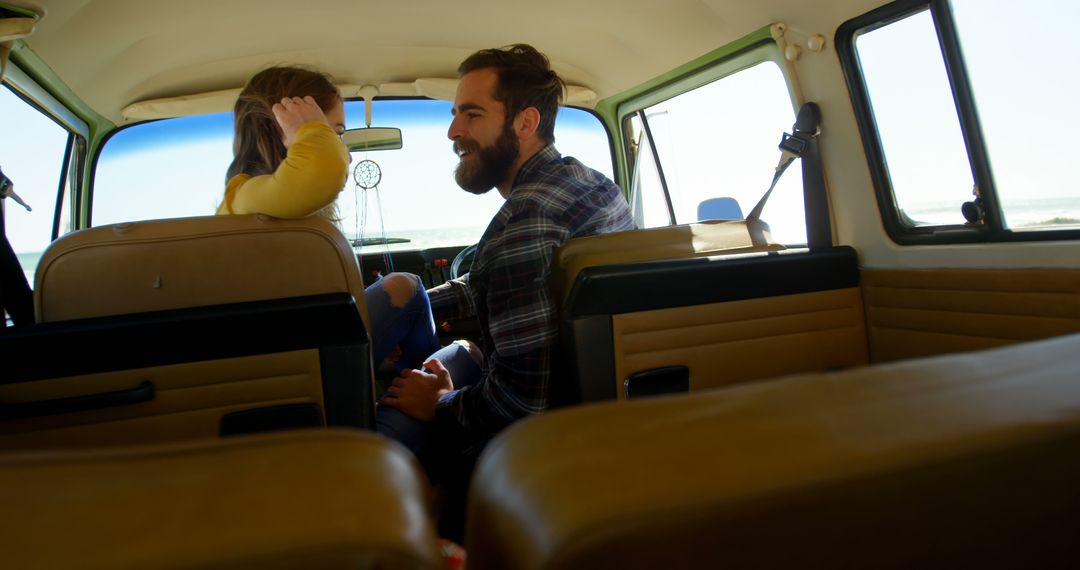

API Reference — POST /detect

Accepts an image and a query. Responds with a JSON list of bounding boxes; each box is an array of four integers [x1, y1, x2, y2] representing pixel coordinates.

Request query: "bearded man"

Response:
[[378, 44, 635, 536]]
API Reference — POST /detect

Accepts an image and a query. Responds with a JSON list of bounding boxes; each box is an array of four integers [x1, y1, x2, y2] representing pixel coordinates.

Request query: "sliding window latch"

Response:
[[961, 183, 985, 225]]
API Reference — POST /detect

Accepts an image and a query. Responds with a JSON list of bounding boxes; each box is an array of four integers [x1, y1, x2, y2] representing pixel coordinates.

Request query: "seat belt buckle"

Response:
[[778, 132, 810, 157]]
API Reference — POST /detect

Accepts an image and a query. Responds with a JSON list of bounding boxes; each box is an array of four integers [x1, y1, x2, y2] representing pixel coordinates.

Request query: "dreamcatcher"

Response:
[[353, 159, 381, 190], [352, 157, 394, 273], [347, 85, 406, 277]]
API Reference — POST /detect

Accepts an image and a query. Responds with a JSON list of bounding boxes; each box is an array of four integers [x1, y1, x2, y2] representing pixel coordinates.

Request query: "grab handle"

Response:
[[1, 381, 155, 420]]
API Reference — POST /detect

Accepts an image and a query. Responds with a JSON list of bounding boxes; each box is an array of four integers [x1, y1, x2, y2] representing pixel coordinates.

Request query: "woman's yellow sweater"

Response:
[[217, 122, 349, 217]]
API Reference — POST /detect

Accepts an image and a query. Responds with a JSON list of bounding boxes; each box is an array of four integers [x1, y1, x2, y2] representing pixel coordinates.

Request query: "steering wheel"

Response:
[[450, 244, 478, 279]]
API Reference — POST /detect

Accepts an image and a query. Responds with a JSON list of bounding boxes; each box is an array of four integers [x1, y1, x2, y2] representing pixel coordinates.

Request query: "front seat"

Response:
[[1, 215, 375, 449]]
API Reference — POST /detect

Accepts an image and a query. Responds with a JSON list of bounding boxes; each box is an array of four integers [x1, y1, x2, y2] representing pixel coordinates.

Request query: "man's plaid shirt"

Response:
[[428, 145, 635, 438]]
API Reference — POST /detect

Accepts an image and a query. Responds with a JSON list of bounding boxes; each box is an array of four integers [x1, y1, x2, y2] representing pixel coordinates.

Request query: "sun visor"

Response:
[[122, 88, 242, 121], [0, 16, 37, 80], [121, 79, 598, 122], [0, 16, 33, 42]]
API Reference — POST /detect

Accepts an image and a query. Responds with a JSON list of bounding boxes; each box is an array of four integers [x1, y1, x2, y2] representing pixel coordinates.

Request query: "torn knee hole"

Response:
[[383, 273, 419, 307], [453, 339, 484, 365]]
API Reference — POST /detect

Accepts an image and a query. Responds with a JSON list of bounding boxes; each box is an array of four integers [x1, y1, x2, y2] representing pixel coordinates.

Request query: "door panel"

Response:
[[863, 268, 1080, 363]]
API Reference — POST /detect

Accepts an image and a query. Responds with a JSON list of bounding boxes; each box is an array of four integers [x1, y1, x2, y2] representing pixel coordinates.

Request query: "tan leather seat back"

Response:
[[1, 430, 444, 569], [35, 214, 369, 329], [553, 218, 783, 305], [8, 215, 375, 448], [552, 218, 868, 406], [468, 332, 1080, 569]]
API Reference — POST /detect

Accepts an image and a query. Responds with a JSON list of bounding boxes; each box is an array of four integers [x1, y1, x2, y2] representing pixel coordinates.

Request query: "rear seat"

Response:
[[467, 332, 1080, 569], [553, 218, 867, 405], [1, 429, 444, 569], [1, 215, 375, 448]]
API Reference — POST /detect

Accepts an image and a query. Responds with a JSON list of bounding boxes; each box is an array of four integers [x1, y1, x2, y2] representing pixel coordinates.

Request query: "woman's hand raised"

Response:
[[272, 96, 329, 149]]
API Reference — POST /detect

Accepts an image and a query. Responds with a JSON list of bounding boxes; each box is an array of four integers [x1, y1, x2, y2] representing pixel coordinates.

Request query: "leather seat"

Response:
[[553, 218, 782, 306], [34, 214, 369, 328], [552, 218, 867, 405], [0, 429, 444, 569], [1, 215, 375, 448], [467, 332, 1080, 569]]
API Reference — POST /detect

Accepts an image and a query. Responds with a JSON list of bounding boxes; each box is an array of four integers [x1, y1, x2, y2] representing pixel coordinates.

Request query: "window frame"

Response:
[[87, 117, 149, 228], [548, 102, 618, 184], [615, 40, 825, 244], [1, 63, 87, 243], [836, 0, 1080, 245], [618, 40, 784, 186]]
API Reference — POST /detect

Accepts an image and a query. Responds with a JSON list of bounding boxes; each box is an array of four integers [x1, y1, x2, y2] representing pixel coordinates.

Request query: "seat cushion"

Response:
[[467, 332, 1080, 569], [0, 429, 442, 569]]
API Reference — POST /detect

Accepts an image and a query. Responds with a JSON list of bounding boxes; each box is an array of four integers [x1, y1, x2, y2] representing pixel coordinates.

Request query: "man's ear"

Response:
[[514, 107, 541, 141]]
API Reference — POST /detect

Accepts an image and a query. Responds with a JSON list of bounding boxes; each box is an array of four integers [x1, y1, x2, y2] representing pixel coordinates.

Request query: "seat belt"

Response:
[[746, 102, 832, 250], [0, 165, 35, 328]]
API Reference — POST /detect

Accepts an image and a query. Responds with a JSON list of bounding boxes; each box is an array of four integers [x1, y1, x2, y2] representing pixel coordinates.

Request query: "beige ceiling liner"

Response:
[[18, 0, 883, 124], [121, 80, 598, 122]]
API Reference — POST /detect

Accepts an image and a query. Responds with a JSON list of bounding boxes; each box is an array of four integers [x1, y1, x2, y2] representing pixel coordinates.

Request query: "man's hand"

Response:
[[272, 96, 329, 149], [382, 358, 454, 422]]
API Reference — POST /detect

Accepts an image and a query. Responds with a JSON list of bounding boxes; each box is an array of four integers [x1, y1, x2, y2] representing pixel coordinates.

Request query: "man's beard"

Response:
[[453, 123, 520, 195]]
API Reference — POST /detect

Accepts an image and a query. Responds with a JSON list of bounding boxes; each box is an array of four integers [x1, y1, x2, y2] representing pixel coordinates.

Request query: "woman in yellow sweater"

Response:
[[217, 66, 349, 218], [218, 67, 479, 456]]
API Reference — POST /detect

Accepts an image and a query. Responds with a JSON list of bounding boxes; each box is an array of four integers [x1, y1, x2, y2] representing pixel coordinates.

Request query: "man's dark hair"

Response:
[[458, 44, 565, 144]]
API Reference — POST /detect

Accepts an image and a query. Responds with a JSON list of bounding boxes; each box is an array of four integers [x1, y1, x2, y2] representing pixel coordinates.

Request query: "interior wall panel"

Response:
[[863, 268, 1080, 363], [611, 288, 868, 398]]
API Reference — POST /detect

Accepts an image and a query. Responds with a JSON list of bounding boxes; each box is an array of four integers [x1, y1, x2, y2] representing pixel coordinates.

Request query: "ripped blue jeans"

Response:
[[364, 273, 482, 456]]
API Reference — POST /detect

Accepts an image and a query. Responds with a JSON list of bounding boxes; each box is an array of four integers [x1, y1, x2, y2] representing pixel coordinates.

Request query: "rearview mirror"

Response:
[[342, 127, 403, 152]]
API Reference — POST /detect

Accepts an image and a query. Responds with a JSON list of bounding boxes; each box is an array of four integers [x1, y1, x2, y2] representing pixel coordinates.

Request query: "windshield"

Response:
[[94, 99, 614, 252]]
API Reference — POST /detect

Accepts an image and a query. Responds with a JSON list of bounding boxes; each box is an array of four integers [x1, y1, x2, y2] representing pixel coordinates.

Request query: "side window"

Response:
[[840, 0, 1080, 242], [950, 0, 1079, 230], [625, 61, 805, 245], [854, 9, 973, 227], [0, 85, 73, 283]]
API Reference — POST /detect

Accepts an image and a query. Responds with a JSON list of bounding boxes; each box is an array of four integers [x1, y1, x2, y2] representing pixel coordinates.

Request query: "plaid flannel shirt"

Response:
[[428, 145, 635, 439]]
